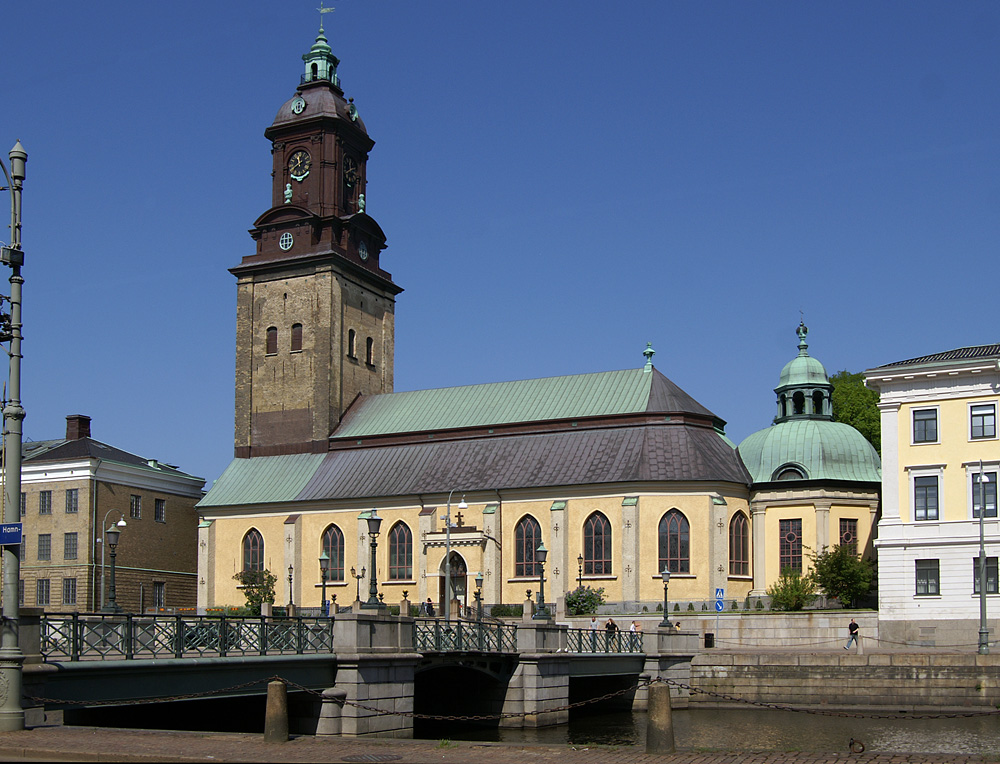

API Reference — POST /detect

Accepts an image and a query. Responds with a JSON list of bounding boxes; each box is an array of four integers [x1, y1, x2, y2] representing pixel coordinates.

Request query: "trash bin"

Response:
[[704, 632, 715, 648]]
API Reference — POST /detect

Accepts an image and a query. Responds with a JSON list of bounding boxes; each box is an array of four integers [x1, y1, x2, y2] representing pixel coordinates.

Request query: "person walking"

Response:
[[588, 615, 599, 650], [844, 618, 859, 650]]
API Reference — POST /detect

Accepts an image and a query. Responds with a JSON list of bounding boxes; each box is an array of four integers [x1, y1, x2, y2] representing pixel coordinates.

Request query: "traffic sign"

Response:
[[715, 599, 724, 612], [0, 523, 22, 545], [715, 588, 725, 599]]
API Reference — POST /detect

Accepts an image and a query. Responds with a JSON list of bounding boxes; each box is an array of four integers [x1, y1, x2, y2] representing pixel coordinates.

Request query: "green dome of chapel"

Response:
[[738, 323, 881, 484]]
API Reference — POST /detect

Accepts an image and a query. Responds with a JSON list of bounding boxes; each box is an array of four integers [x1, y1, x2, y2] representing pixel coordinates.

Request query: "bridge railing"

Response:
[[40, 613, 335, 661], [413, 618, 518, 653], [564, 628, 643, 653]]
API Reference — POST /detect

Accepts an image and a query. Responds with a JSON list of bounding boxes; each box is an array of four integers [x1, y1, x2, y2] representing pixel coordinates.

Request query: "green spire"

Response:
[[643, 342, 655, 372], [302, 6, 341, 88], [796, 321, 809, 356]]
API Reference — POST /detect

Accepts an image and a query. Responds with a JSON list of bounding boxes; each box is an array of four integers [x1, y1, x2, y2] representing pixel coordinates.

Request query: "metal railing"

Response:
[[40, 613, 335, 661], [413, 618, 517, 653], [565, 628, 643, 653]]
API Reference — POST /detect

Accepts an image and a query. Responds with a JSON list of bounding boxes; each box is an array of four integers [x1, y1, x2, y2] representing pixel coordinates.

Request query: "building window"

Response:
[[266, 326, 278, 355], [973, 557, 999, 595], [37, 534, 51, 561], [19, 537, 25, 562], [64, 532, 78, 561], [153, 582, 165, 608], [971, 404, 996, 440], [366, 337, 374, 365], [729, 512, 749, 576], [62, 578, 77, 606], [514, 516, 542, 578], [36, 579, 50, 606], [291, 323, 303, 352], [972, 470, 998, 519], [839, 518, 858, 554], [348, 329, 357, 358], [155, 499, 166, 523], [321, 525, 345, 582], [243, 529, 264, 572], [130, 495, 142, 519], [779, 519, 802, 573], [583, 512, 612, 575], [914, 476, 939, 521], [19, 492, 25, 518], [39, 491, 51, 515], [388, 522, 412, 580], [65, 488, 78, 514], [658, 509, 690, 574], [913, 408, 938, 444], [915, 559, 940, 596]]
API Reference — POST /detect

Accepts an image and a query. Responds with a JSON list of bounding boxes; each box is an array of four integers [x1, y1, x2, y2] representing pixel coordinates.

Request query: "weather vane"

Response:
[[318, 2, 335, 28]]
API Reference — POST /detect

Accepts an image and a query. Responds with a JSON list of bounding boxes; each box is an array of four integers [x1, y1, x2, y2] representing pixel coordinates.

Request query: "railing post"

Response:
[[125, 614, 134, 660], [70, 613, 80, 661], [296, 617, 304, 654], [219, 615, 228, 658], [434, 619, 441, 651], [174, 615, 183, 658], [259, 616, 267, 656], [456, 620, 464, 651]]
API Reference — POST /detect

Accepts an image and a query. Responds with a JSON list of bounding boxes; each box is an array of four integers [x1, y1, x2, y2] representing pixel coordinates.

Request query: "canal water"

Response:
[[423, 708, 1000, 756]]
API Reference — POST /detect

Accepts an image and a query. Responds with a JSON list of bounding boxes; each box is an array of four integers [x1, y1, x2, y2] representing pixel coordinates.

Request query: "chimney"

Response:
[[66, 414, 91, 441]]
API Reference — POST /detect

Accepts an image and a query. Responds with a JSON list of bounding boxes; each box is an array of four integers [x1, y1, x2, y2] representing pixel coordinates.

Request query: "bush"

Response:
[[810, 544, 875, 608], [767, 568, 817, 611], [565, 586, 606, 615], [490, 603, 524, 618], [673, 603, 680, 612], [232, 569, 277, 616], [755, 599, 764, 610], [686, 602, 695, 611]]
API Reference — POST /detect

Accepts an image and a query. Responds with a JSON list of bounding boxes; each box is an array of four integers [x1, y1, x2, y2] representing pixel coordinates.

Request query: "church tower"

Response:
[[231, 21, 402, 458]]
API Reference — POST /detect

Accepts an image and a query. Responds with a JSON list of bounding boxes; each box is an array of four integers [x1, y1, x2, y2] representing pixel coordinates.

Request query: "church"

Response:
[[196, 24, 880, 615]]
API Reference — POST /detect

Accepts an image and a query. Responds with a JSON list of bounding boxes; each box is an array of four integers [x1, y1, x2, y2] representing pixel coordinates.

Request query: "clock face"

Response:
[[288, 150, 311, 181], [343, 156, 358, 187], [358, 241, 368, 261], [291, 96, 306, 114]]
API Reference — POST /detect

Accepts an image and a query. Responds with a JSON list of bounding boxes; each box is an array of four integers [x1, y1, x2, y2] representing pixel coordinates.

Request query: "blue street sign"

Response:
[[0, 523, 23, 545], [715, 588, 725, 599], [715, 599, 724, 612]]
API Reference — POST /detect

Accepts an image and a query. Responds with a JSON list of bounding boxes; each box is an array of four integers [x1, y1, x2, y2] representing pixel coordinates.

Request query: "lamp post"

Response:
[[287, 565, 294, 607], [533, 543, 549, 620], [0, 140, 26, 732], [978, 461, 991, 655], [442, 491, 467, 621], [318, 551, 329, 616], [362, 510, 383, 609], [99, 511, 127, 610], [474, 571, 484, 622], [102, 523, 124, 613], [350, 565, 366, 603], [658, 567, 672, 628], [577, 554, 584, 589]]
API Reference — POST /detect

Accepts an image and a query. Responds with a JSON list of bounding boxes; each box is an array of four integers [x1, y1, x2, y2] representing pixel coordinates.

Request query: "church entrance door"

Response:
[[439, 552, 467, 615]]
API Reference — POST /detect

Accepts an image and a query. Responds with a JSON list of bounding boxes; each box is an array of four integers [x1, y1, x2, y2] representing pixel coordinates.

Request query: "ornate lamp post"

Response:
[[362, 510, 383, 609], [533, 543, 549, 620], [287, 565, 294, 607], [658, 567, 672, 628], [318, 551, 330, 616], [978, 462, 991, 655], [442, 491, 467, 621], [350, 565, 366, 603], [100, 512, 127, 610], [102, 523, 125, 613], [474, 571, 484, 622], [577, 554, 584, 589]]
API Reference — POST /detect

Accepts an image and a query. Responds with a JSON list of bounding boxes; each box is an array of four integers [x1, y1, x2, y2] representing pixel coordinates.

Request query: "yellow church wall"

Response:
[[763, 504, 816, 584], [830, 503, 874, 553], [210, 514, 288, 608]]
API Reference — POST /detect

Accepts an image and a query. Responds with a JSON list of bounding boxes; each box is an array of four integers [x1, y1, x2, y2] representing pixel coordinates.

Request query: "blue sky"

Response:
[[3, 2, 998, 487]]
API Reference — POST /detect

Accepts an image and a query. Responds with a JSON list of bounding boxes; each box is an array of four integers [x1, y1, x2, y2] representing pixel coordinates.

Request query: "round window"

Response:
[[279, 232, 293, 251]]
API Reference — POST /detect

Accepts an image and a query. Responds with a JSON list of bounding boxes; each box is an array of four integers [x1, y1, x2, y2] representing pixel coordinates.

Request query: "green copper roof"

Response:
[[737, 419, 881, 484], [198, 453, 326, 507], [776, 322, 830, 391]]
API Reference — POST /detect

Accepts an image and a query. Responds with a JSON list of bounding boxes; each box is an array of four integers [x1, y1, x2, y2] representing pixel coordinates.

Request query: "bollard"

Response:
[[264, 680, 289, 743], [316, 687, 348, 736], [645, 682, 675, 754]]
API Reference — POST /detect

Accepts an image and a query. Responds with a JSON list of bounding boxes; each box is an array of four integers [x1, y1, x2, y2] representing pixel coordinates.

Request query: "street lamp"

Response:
[[362, 510, 383, 609], [102, 522, 125, 613], [442, 491, 467, 621], [474, 571, 484, 622], [977, 462, 991, 655], [318, 551, 330, 616], [350, 565, 366, 603], [658, 567, 672, 628], [0, 140, 26, 732], [100, 512, 127, 610], [577, 554, 584, 589], [287, 565, 294, 607], [533, 543, 549, 620]]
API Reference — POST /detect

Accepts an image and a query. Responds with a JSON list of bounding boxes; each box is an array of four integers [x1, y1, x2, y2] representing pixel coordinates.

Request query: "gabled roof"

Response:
[[874, 344, 1000, 370], [22, 437, 202, 481]]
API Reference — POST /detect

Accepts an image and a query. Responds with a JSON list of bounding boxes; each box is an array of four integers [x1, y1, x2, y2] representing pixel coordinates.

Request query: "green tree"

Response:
[[830, 370, 880, 454], [232, 569, 277, 615], [766, 568, 817, 611], [810, 544, 875, 608], [565, 585, 606, 615]]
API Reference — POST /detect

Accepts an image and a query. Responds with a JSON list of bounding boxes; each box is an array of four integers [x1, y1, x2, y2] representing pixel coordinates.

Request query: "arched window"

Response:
[[266, 327, 278, 355], [793, 391, 805, 415], [291, 323, 303, 352], [366, 337, 374, 365], [583, 512, 611, 575], [243, 529, 264, 572], [348, 329, 357, 358], [514, 515, 542, 577], [322, 524, 345, 582], [812, 390, 824, 415], [658, 510, 689, 574], [388, 522, 412, 580], [730, 513, 749, 576]]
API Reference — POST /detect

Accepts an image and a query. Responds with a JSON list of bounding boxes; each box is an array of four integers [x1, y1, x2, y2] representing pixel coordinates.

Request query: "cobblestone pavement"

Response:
[[0, 727, 995, 764]]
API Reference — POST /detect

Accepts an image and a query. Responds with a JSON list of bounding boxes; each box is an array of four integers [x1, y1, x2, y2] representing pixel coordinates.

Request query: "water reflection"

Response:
[[430, 708, 1000, 756]]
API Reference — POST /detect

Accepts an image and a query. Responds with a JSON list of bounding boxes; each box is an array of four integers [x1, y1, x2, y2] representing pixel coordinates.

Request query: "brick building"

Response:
[[13, 414, 205, 613]]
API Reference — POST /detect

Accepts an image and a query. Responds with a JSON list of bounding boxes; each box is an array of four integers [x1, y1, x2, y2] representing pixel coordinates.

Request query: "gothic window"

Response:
[[658, 509, 690, 574], [243, 529, 264, 572], [266, 326, 278, 355], [366, 337, 374, 366], [779, 519, 802, 573], [514, 515, 542, 578], [388, 522, 412, 580], [348, 329, 357, 359], [583, 512, 611, 575], [291, 323, 303, 352], [730, 513, 749, 576], [322, 525, 345, 582]]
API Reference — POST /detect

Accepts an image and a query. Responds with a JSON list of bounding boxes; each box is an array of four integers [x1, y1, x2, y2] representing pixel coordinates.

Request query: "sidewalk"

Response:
[[0, 727, 990, 764]]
